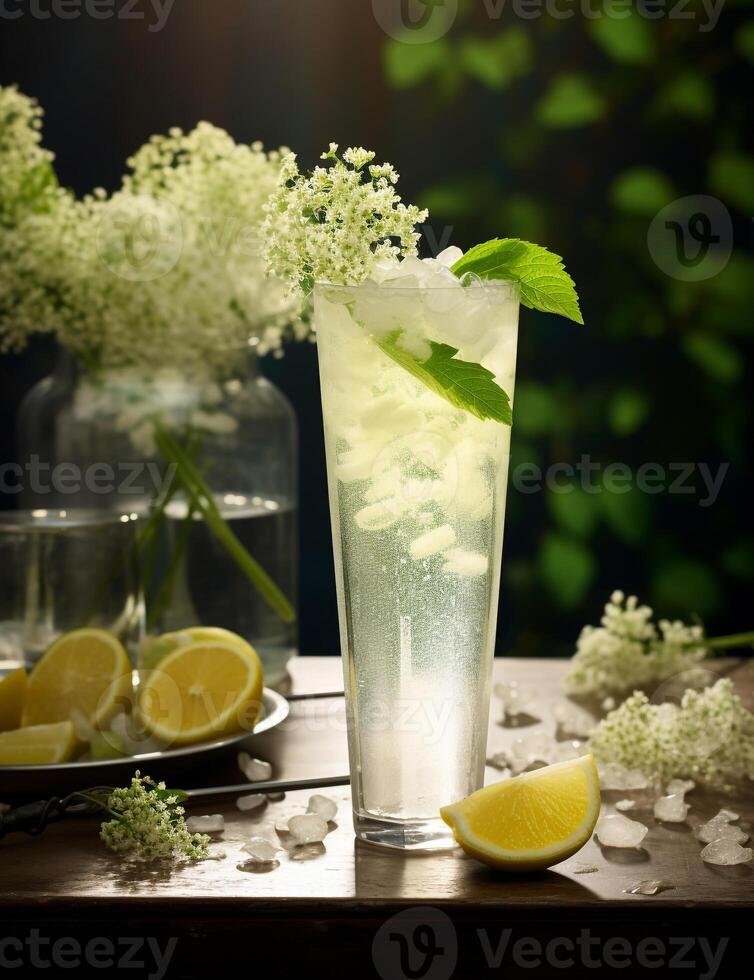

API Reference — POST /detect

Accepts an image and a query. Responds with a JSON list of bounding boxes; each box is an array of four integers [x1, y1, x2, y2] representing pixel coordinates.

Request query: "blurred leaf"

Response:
[[514, 382, 561, 437], [418, 175, 497, 221], [705, 253, 754, 336], [682, 331, 743, 384], [610, 168, 676, 215], [547, 488, 598, 538], [735, 21, 754, 62], [652, 73, 715, 122], [498, 194, 548, 243], [588, 11, 655, 65], [539, 533, 596, 610], [721, 540, 754, 579], [600, 486, 652, 547], [458, 29, 531, 90], [608, 387, 650, 436], [651, 558, 723, 619], [709, 151, 754, 213], [383, 37, 451, 89], [537, 74, 606, 129]]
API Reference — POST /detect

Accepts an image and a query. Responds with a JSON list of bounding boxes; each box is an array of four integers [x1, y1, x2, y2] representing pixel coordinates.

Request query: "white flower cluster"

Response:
[[1, 86, 307, 372], [100, 772, 210, 861], [563, 591, 708, 698], [262, 143, 428, 305], [589, 680, 754, 792]]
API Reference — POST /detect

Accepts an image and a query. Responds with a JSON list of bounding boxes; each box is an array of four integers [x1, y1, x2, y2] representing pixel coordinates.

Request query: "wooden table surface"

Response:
[[2, 657, 752, 977]]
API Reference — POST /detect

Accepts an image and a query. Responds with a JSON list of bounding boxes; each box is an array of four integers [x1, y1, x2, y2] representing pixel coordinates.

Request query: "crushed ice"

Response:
[[624, 879, 675, 896], [186, 814, 224, 834], [595, 813, 648, 849], [238, 752, 272, 782], [654, 794, 689, 823], [700, 840, 753, 866]]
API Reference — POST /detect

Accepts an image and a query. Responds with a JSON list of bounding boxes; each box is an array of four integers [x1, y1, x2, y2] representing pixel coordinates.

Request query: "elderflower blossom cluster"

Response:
[[1, 89, 306, 372], [563, 591, 708, 698], [589, 680, 754, 792], [100, 772, 210, 861], [262, 144, 428, 305]]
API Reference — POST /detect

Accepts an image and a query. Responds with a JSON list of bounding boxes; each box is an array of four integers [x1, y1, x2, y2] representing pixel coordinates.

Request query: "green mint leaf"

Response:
[[375, 332, 512, 426], [451, 238, 584, 325]]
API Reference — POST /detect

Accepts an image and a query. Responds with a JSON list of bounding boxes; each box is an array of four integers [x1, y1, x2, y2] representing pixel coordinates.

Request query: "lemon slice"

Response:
[[22, 629, 132, 730], [0, 667, 27, 732], [140, 626, 258, 671], [139, 640, 264, 746], [441, 755, 601, 871], [0, 720, 77, 765]]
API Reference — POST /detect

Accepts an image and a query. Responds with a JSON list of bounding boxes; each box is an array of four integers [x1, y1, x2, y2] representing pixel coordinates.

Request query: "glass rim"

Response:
[[0, 509, 140, 533], [314, 279, 520, 295]]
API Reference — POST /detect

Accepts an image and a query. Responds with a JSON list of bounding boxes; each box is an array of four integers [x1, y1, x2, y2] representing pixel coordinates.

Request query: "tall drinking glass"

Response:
[[314, 280, 520, 850]]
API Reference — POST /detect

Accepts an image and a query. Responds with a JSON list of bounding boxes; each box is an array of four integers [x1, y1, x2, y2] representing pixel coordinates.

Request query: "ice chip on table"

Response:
[[700, 840, 753, 866], [205, 848, 226, 861], [267, 792, 285, 802], [615, 799, 637, 812], [275, 817, 292, 833], [486, 751, 510, 771], [598, 763, 652, 792], [654, 794, 690, 823], [307, 794, 338, 822], [696, 812, 749, 845], [666, 779, 695, 797], [409, 524, 456, 560], [573, 863, 599, 875], [238, 752, 272, 783], [552, 701, 596, 738], [509, 732, 556, 774], [494, 681, 536, 719], [287, 814, 329, 845], [443, 549, 489, 577], [241, 837, 281, 863], [186, 814, 224, 834], [236, 793, 266, 813], [624, 879, 675, 896], [595, 813, 648, 849]]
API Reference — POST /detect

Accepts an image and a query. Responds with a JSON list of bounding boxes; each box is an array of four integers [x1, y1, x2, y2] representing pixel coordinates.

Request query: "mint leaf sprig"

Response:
[[452, 238, 584, 325]]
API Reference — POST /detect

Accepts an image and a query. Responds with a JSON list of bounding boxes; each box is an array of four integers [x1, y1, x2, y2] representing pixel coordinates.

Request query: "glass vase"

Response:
[[17, 348, 298, 688], [314, 280, 520, 850]]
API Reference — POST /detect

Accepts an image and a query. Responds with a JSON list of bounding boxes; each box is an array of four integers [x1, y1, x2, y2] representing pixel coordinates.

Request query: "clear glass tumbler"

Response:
[[0, 510, 144, 671], [314, 280, 520, 850]]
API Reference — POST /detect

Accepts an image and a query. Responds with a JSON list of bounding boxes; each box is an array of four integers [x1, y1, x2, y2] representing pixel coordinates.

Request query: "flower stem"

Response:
[[704, 631, 754, 652], [153, 419, 296, 625]]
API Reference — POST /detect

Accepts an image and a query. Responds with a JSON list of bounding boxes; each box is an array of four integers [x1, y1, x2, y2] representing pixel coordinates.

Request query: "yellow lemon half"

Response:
[[0, 668, 27, 732], [441, 755, 601, 872], [139, 640, 264, 747], [22, 629, 132, 730], [140, 626, 259, 671], [0, 720, 77, 765]]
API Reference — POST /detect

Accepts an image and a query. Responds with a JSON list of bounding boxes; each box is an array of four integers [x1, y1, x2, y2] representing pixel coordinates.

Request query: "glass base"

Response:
[[354, 812, 458, 852]]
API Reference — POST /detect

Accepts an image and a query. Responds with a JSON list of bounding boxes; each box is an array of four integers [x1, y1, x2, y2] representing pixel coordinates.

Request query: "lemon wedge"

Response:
[[0, 720, 77, 765], [441, 755, 601, 871], [0, 667, 27, 732], [139, 639, 264, 746], [140, 626, 258, 671], [22, 629, 132, 730]]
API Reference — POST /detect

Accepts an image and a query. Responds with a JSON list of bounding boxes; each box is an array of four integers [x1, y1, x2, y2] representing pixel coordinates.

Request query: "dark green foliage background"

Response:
[[382, 0, 753, 653]]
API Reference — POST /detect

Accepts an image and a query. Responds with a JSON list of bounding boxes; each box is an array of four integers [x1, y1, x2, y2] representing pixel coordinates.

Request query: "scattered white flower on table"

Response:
[[99, 772, 210, 861], [287, 813, 329, 845], [185, 814, 225, 835], [595, 813, 649, 849], [307, 794, 338, 822], [236, 794, 267, 813], [238, 752, 272, 783], [564, 591, 709, 699], [653, 794, 690, 824], [700, 840, 753, 866], [261, 144, 427, 306], [589, 679, 754, 792]]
